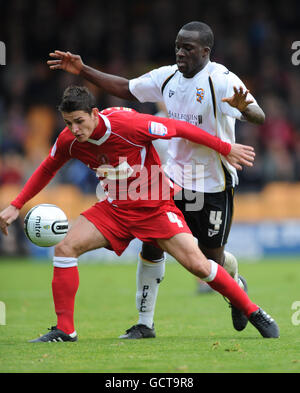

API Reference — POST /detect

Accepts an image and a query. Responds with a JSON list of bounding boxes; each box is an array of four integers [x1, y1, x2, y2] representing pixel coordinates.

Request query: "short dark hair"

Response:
[[58, 85, 96, 114], [181, 21, 214, 49]]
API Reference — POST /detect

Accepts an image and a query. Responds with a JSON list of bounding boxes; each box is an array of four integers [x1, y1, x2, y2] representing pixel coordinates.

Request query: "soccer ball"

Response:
[[24, 204, 69, 247]]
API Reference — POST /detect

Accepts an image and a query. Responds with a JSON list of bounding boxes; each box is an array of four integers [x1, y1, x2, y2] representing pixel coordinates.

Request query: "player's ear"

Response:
[[92, 108, 98, 116], [201, 47, 210, 57]]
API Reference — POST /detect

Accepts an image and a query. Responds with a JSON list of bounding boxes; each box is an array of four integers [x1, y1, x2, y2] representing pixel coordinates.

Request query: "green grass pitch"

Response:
[[0, 257, 300, 373]]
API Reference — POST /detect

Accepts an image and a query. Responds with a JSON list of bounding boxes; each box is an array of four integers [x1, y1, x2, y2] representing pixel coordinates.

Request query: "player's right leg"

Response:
[[176, 186, 249, 331], [29, 215, 110, 343]]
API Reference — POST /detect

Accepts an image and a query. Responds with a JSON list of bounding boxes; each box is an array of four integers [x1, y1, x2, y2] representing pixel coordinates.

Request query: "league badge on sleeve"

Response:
[[148, 121, 168, 136]]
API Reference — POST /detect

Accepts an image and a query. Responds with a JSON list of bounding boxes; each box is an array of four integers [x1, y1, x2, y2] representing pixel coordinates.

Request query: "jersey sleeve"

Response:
[[215, 71, 258, 119], [129, 65, 177, 103], [48, 130, 72, 166], [130, 112, 177, 143], [10, 132, 71, 209], [131, 112, 231, 156]]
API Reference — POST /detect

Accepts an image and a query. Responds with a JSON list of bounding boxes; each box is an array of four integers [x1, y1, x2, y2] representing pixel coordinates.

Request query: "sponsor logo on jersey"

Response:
[[148, 121, 168, 136], [196, 88, 205, 103], [96, 160, 134, 180]]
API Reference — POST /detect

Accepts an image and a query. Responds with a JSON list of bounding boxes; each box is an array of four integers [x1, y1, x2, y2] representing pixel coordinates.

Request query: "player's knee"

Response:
[[55, 239, 81, 258], [182, 249, 211, 278], [200, 245, 225, 265]]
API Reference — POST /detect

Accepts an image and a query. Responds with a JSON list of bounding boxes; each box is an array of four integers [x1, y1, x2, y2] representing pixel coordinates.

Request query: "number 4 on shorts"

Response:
[[167, 212, 183, 228], [209, 211, 222, 231]]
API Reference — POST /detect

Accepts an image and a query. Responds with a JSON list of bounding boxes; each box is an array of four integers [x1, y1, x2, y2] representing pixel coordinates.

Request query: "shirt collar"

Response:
[[87, 113, 112, 146]]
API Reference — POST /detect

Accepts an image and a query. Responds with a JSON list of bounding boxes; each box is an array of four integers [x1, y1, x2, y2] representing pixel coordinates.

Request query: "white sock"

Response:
[[201, 259, 218, 282], [136, 253, 165, 329], [223, 251, 244, 289], [53, 256, 78, 268]]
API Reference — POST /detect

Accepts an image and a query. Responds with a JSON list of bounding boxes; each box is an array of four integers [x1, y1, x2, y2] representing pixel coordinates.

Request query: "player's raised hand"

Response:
[[0, 205, 20, 236], [225, 143, 255, 171], [47, 50, 84, 75], [222, 86, 254, 112]]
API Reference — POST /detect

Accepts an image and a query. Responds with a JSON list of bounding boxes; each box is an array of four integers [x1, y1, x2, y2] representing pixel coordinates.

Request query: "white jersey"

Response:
[[129, 61, 258, 193]]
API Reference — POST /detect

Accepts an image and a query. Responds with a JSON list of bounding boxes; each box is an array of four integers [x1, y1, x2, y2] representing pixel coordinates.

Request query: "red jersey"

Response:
[[11, 107, 231, 210]]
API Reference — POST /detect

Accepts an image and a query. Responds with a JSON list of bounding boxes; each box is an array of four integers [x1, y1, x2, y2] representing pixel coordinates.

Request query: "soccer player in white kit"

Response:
[[48, 21, 266, 339]]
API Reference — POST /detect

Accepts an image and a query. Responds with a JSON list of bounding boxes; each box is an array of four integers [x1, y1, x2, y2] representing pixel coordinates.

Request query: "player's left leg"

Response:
[[119, 243, 165, 339], [189, 187, 248, 330], [200, 244, 248, 331], [29, 215, 110, 343], [156, 233, 279, 338]]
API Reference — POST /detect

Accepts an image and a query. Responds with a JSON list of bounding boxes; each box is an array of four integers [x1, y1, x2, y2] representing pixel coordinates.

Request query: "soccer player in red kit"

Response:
[[0, 86, 279, 341]]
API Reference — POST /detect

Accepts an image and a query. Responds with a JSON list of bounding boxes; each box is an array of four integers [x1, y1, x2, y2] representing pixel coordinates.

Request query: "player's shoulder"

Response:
[[56, 127, 74, 144], [209, 62, 242, 83], [208, 62, 245, 95], [209, 61, 230, 78], [99, 107, 137, 117], [100, 108, 140, 135], [54, 127, 75, 152], [49, 127, 74, 158], [152, 64, 178, 74], [149, 64, 178, 82]]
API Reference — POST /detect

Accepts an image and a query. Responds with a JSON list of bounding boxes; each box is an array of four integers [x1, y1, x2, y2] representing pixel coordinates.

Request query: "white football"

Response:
[[24, 204, 68, 247]]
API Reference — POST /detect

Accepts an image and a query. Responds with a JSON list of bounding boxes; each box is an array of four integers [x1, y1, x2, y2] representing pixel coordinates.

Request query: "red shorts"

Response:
[[81, 199, 191, 256]]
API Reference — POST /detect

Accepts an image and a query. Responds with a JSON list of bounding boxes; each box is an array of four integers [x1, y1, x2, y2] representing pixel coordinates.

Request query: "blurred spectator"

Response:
[[259, 95, 295, 149], [0, 151, 24, 186], [262, 140, 295, 182]]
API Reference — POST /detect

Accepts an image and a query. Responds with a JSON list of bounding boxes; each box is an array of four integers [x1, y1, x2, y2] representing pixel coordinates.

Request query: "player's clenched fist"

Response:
[[47, 50, 83, 75]]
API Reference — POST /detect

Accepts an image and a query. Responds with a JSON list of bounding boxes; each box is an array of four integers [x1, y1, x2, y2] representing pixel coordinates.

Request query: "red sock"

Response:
[[52, 266, 79, 334], [207, 263, 259, 318]]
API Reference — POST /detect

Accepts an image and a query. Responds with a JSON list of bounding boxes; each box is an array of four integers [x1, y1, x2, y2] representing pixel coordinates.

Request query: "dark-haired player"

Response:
[[47, 21, 266, 339], [0, 86, 278, 342]]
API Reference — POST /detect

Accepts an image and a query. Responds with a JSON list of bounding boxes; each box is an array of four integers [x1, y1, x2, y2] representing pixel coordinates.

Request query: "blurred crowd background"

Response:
[[0, 0, 300, 256]]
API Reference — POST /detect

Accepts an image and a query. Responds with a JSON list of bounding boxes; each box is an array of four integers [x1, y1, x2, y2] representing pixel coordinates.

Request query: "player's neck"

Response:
[[89, 114, 105, 139], [184, 58, 210, 78]]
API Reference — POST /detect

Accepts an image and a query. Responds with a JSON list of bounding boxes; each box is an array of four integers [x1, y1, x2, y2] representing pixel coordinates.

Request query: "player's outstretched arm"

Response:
[[0, 205, 20, 236], [225, 143, 255, 170], [222, 86, 265, 124], [1, 155, 65, 236], [47, 50, 136, 101], [158, 116, 255, 170]]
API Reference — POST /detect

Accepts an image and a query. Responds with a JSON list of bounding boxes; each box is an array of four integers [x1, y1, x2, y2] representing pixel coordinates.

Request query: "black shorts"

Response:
[[174, 187, 234, 249]]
